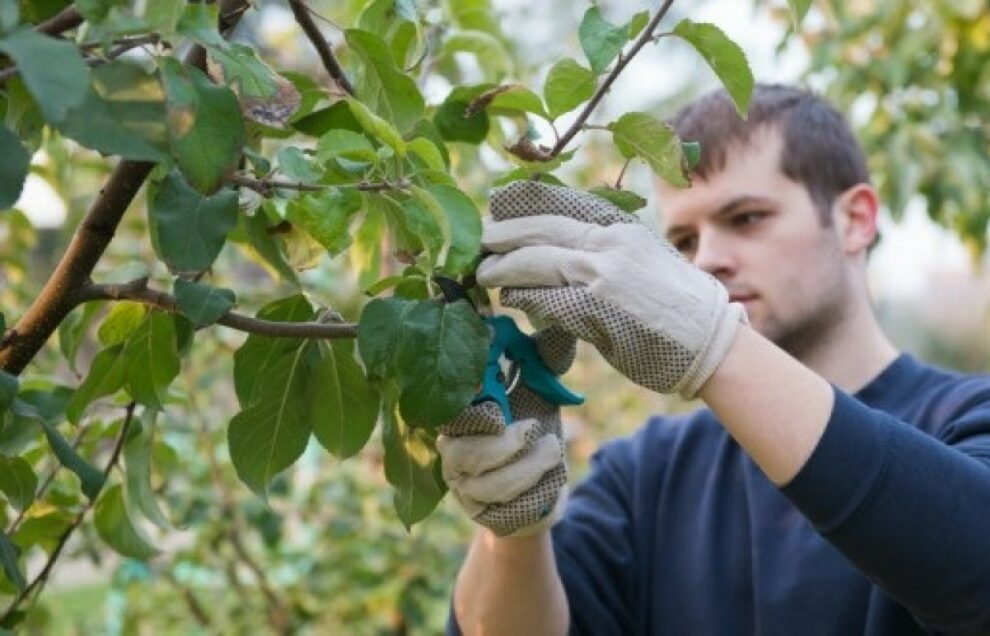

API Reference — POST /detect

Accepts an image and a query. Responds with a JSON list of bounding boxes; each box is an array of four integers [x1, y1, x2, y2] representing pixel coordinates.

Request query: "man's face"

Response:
[[657, 127, 852, 355]]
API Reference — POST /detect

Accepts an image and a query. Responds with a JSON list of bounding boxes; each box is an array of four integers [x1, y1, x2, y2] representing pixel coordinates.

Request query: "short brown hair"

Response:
[[668, 84, 870, 225]]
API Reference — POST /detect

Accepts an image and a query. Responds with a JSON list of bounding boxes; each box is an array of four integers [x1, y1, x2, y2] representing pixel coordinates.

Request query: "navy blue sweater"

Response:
[[447, 353, 990, 634]]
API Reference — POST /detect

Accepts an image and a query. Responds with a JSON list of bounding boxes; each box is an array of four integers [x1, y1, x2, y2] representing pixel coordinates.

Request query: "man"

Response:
[[440, 84, 990, 634]]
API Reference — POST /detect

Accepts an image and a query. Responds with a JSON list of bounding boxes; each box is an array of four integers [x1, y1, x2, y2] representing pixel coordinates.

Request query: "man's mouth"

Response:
[[729, 294, 757, 304]]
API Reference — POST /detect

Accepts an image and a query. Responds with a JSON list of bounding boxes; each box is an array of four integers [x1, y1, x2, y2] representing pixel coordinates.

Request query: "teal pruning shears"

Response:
[[435, 276, 585, 424]]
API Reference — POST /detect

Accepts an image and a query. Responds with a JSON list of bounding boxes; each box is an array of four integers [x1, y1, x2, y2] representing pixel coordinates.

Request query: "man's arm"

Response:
[[450, 530, 568, 635], [700, 325, 990, 632]]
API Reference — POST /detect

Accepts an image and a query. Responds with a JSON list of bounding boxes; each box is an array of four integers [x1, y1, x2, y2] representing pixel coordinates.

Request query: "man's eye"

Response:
[[674, 236, 697, 253], [732, 212, 766, 227]]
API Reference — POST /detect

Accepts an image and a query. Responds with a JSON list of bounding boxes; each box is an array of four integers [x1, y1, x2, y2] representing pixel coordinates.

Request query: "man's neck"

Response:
[[794, 301, 899, 394]]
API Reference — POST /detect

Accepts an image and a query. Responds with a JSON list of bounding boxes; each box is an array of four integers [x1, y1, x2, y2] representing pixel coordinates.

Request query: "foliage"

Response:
[[0, 0, 758, 628]]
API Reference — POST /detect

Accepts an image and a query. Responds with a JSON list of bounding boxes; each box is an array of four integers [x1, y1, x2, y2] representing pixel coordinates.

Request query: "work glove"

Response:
[[437, 325, 575, 537], [477, 181, 747, 399]]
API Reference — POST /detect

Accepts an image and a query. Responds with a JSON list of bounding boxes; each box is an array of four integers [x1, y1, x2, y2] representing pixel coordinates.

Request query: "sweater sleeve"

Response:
[[780, 387, 990, 634]]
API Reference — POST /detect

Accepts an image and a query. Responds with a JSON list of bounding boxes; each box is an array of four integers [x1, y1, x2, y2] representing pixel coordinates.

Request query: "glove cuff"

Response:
[[675, 301, 748, 400], [505, 484, 570, 538]]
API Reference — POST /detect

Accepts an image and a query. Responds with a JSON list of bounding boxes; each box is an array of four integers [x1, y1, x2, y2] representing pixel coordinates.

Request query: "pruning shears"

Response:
[[435, 276, 584, 424]]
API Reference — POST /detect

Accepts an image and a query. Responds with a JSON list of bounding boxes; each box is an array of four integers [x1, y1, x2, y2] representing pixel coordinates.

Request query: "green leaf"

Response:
[[94, 483, 159, 559], [425, 184, 481, 276], [434, 85, 490, 143], [316, 129, 377, 164], [682, 141, 701, 169], [543, 58, 596, 119], [382, 391, 446, 528], [97, 302, 148, 347], [161, 58, 245, 194], [35, 416, 106, 499], [120, 312, 180, 411], [393, 300, 488, 430], [628, 11, 649, 39], [492, 168, 565, 187], [787, 0, 812, 27], [0, 2, 19, 31], [397, 194, 444, 265], [66, 345, 128, 424], [0, 456, 36, 511], [228, 344, 313, 498], [276, 147, 323, 182], [588, 186, 647, 212], [173, 278, 235, 328], [233, 294, 315, 408], [608, 112, 690, 187], [123, 409, 171, 529], [357, 297, 416, 380], [346, 98, 407, 157], [672, 19, 753, 117], [0, 28, 89, 124], [407, 137, 446, 171], [345, 29, 425, 134], [209, 43, 280, 99], [486, 85, 550, 120], [0, 370, 16, 416], [0, 531, 25, 591], [57, 61, 169, 161], [229, 208, 300, 285], [440, 30, 512, 80], [77, 0, 123, 22], [0, 124, 29, 209], [143, 0, 184, 34], [309, 339, 380, 459], [149, 171, 238, 274], [579, 7, 629, 75], [176, 3, 227, 48], [58, 302, 104, 375], [286, 188, 363, 257], [292, 101, 363, 137], [350, 202, 387, 288]]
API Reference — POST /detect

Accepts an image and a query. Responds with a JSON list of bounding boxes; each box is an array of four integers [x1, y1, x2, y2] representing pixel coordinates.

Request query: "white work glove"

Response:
[[437, 326, 575, 537], [477, 181, 747, 399]]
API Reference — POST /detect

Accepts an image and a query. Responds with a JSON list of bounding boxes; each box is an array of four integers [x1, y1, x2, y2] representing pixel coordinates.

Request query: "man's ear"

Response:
[[832, 184, 879, 256]]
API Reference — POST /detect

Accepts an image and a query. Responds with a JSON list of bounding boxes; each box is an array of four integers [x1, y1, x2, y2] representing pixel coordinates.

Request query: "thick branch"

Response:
[[0, 0, 252, 376], [549, 0, 676, 157], [0, 403, 137, 625], [71, 281, 359, 339], [36, 6, 84, 35], [287, 0, 355, 96]]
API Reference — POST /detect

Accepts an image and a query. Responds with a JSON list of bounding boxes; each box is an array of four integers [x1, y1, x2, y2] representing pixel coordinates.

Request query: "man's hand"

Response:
[[477, 181, 747, 399], [438, 325, 575, 537]]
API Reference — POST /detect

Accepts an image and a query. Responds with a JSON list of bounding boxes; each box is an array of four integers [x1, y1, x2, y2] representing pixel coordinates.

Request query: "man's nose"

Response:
[[691, 231, 736, 280]]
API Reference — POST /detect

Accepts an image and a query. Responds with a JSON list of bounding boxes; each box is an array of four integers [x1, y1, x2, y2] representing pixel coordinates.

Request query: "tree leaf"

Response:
[[486, 85, 549, 120], [123, 409, 171, 529], [407, 137, 446, 171], [228, 345, 313, 498], [0, 28, 89, 124], [345, 28, 425, 134], [94, 483, 159, 559], [628, 11, 650, 39], [440, 30, 512, 80], [382, 389, 446, 528], [608, 112, 690, 187], [161, 58, 245, 194], [34, 416, 106, 499], [434, 85, 490, 143], [0, 456, 36, 511], [310, 340, 380, 459], [285, 188, 363, 257], [0, 123, 29, 209], [209, 43, 281, 99], [543, 58, 596, 119], [424, 184, 482, 276], [276, 146, 324, 182], [0, 370, 16, 416], [0, 531, 25, 591], [397, 194, 444, 265], [350, 203, 387, 288], [77, 0, 124, 23], [58, 302, 104, 376], [588, 186, 647, 212], [173, 278, 235, 328], [121, 311, 180, 411], [233, 294, 315, 408], [579, 7, 629, 75], [97, 302, 148, 347], [393, 300, 488, 430], [65, 345, 129, 424], [316, 129, 378, 164], [57, 61, 169, 161], [228, 207, 300, 285], [357, 297, 416, 381], [292, 100, 363, 137], [787, 0, 812, 27], [682, 140, 701, 169], [672, 19, 753, 117], [346, 97, 407, 157], [176, 3, 228, 48], [149, 171, 238, 274]]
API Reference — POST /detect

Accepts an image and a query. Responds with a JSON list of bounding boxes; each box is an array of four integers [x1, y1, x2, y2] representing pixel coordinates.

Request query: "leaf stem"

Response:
[[549, 0, 677, 157], [615, 157, 633, 189]]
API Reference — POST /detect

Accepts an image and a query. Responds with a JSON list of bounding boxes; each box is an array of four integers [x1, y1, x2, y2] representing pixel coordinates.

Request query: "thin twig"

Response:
[[549, 0, 676, 157], [230, 174, 410, 196], [70, 281, 359, 340], [36, 6, 83, 35], [0, 403, 137, 625], [287, 0, 355, 96], [0, 34, 165, 85]]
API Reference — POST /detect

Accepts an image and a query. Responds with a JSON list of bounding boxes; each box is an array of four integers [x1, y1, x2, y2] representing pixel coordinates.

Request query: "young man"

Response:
[[439, 84, 990, 634]]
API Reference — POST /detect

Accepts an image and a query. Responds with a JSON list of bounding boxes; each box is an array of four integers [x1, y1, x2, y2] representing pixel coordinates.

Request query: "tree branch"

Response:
[[0, 402, 137, 625], [0, 0, 252, 376], [36, 6, 84, 35], [287, 0, 355, 96], [549, 0, 676, 157], [230, 174, 410, 196], [70, 280, 359, 339]]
